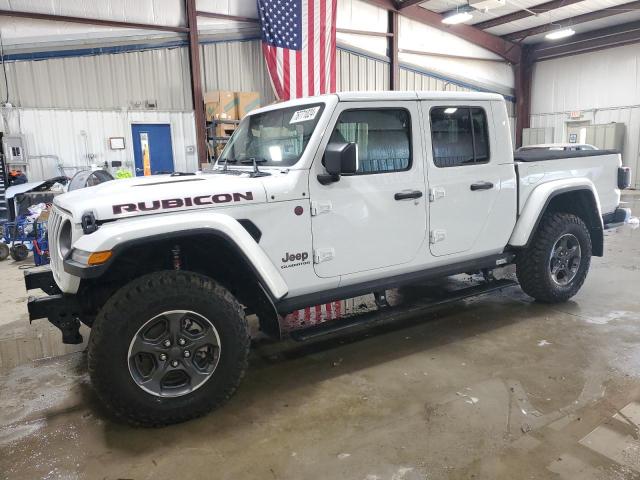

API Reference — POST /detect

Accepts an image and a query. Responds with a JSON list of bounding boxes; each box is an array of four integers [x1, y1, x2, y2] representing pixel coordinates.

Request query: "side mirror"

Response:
[[318, 142, 359, 185]]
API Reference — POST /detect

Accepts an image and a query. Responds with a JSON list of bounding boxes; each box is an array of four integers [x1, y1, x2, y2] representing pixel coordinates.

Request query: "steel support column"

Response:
[[186, 0, 207, 165], [388, 11, 400, 90], [514, 47, 533, 148]]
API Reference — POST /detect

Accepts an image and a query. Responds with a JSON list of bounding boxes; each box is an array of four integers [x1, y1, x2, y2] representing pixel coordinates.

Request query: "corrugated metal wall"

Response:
[[1, 47, 192, 111], [400, 67, 472, 92], [530, 106, 640, 188], [334, 50, 516, 124], [336, 49, 389, 91], [531, 44, 640, 188], [1, 39, 520, 178], [200, 40, 276, 105], [2, 39, 515, 113], [0, 40, 278, 111], [17, 109, 198, 181]]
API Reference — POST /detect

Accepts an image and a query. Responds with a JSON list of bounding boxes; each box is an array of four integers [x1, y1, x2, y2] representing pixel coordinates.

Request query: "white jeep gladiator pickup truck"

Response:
[[25, 91, 632, 426]]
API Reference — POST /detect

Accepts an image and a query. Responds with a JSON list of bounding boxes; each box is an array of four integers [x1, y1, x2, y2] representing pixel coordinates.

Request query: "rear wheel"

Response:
[[0, 243, 9, 261], [88, 270, 250, 426], [516, 213, 592, 303]]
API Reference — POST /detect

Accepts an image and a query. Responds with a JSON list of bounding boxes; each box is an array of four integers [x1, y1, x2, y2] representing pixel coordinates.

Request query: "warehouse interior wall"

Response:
[[0, 0, 517, 179], [9, 109, 198, 180], [530, 43, 640, 188]]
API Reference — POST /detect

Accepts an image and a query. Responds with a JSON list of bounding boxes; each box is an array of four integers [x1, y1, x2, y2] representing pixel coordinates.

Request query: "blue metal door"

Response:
[[132, 124, 174, 176]]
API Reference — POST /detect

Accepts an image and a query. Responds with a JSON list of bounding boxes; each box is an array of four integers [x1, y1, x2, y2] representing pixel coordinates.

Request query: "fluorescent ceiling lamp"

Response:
[[545, 28, 575, 40], [444, 107, 458, 114], [442, 11, 473, 24]]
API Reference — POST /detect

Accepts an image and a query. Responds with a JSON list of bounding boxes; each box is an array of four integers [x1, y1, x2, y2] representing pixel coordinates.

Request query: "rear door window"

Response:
[[430, 107, 490, 168]]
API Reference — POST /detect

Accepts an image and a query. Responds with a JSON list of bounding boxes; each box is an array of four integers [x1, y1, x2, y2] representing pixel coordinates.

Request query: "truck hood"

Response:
[[55, 173, 268, 222]]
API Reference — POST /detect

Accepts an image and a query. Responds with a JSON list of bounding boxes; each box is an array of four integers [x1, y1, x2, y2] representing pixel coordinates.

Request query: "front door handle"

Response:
[[394, 190, 423, 200], [470, 181, 494, 191]]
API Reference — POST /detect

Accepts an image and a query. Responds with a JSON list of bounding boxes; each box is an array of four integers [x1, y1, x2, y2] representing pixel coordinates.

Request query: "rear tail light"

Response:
[[618, 167, 631, 190]]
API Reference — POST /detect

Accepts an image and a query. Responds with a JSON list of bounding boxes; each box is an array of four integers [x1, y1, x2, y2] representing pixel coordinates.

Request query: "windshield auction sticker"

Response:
[[290, 106, 321, 124]]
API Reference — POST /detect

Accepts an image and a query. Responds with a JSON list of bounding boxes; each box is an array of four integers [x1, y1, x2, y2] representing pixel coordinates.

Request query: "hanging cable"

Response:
[[0, 29, 9, 104]]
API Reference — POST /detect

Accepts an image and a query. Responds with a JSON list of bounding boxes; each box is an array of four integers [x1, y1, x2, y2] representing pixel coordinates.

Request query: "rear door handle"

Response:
[[470, 181, 494, 191], [394, 190, 423, 200]]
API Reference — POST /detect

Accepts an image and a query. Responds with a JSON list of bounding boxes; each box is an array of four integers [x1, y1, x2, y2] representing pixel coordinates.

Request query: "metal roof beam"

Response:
[[195, 11, 258, 23], [397, 0, 428, 9], [530, 19, 640, 59], [0, 9, 189, 33], [503, 0, 640, 41], [363, 0, 522, 62], [474, 0, 584, 30]]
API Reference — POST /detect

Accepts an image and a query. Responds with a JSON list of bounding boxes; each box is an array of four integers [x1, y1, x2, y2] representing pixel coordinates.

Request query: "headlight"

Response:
[[59, 220, 72, 257], [70, 248, 112, 265]]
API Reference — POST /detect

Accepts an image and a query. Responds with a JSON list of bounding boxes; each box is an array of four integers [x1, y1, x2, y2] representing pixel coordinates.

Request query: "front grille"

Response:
[[47, 207, 66, 284]]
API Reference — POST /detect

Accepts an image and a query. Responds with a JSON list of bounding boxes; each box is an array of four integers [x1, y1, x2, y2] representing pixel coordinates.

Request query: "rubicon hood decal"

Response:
[[113, 192, 254, 215], [53, 173, 270, 222]]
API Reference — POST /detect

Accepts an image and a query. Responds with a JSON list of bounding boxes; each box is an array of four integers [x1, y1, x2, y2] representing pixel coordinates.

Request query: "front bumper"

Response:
[[603, 207, 632, 230], [25, 267, 83, 344]]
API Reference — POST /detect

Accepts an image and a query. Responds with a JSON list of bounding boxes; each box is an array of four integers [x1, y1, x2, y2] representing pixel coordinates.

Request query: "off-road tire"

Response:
[[516, 213, 592, 303], [88, 270, 250, 427], [0, 243, 9, 261]]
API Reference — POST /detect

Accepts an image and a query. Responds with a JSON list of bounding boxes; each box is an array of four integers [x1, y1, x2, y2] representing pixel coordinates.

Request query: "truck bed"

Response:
[[515, 150, 622, 217], [514, 149, 619, 162]]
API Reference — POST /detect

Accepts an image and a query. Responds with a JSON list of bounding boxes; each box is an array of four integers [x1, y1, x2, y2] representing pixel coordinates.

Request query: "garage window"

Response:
[[329, 109, 411, 174], [430, 107, 490, 167]]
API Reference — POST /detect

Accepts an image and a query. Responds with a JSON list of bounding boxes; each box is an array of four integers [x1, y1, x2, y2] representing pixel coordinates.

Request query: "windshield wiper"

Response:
[[240, 158, 267, 164], [238, 157, 270, 177], [218, 156, 237, 172]]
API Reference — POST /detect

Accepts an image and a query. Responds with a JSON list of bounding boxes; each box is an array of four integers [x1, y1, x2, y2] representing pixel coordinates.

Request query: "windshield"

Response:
[[217, 103, 325, 167]]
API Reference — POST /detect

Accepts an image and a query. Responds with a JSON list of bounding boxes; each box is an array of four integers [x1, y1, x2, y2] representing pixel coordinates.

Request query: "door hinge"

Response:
[[430, 229, 446, 244], [429, 187, 446, 202], [313, 248, 335, 264], [310, 201, 332, 216]]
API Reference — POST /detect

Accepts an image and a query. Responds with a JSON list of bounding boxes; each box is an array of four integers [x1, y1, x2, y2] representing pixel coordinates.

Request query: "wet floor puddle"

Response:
[[0, 325, 88, 371]]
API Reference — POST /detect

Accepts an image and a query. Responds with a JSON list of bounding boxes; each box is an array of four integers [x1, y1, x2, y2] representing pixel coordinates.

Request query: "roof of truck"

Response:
[[336, 91, 505, 102], [250, 91, 505, 116]]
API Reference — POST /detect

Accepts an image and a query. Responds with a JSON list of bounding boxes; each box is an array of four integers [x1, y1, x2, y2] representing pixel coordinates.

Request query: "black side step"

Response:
[[289, 279, 518, 342]]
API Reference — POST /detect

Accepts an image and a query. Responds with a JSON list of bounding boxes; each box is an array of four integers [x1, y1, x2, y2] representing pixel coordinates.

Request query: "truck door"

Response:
[[422, 101, 516, 257], [308, 102, 427, 278]]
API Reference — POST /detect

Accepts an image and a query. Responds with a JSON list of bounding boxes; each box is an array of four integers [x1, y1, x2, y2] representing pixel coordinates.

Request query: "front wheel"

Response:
[[88, 270, 250, 426], [516, 212, 592, 303]]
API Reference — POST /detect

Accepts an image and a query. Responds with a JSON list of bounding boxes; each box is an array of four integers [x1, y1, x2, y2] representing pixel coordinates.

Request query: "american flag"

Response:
[[257, 0, 337, 100]]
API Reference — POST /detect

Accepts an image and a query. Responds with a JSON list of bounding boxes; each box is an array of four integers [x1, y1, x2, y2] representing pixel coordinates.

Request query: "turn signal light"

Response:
[[87, 250, 113, 265]]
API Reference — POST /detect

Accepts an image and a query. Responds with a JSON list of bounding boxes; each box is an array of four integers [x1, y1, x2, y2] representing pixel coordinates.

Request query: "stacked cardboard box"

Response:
[[236, 92, 261, 119], [204, 91, 237, 121], [204, 91, 261, 121]]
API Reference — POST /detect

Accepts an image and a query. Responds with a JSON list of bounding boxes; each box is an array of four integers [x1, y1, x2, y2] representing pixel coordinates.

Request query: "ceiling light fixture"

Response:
[[442, 10, 474, 24], [545, 28, 575, 40]]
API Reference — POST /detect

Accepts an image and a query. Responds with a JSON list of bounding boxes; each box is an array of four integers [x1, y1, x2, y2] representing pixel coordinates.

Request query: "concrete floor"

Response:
[[1, 194, 640, 480]]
